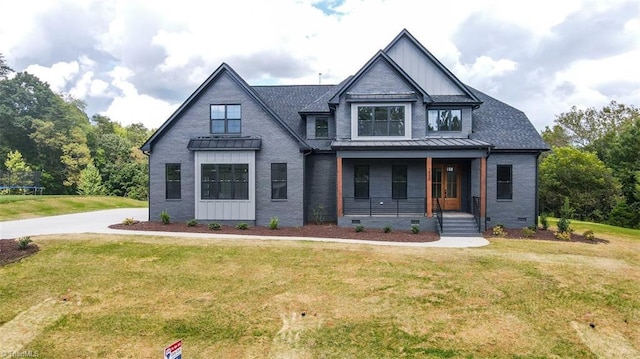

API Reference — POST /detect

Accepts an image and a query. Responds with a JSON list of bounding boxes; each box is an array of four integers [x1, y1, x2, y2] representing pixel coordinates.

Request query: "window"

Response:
[[354, 165, 369, 199], [211, 104, 241, 134], [271, 163, 287, 200], [392, 165, 407, 199], [428, 109, 462, 132], [315, 117, 329, 138], [165, 163, 181, 199], [201, 164, 248, 200], [355, 105, 406, 137], [497, 165, 513, 200]]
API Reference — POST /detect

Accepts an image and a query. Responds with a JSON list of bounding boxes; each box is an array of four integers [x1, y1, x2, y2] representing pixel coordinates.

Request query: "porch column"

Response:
[[426, 157, 432, 217], [480, 156, 487, 218], [337, 156, 343, 217]]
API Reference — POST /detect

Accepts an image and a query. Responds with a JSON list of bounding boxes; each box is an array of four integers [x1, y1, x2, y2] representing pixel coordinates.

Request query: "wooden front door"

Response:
[[432, 164, 461, 211]]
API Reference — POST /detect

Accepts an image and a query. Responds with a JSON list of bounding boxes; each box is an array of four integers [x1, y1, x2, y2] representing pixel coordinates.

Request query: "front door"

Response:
[[432, 164, 461, 211]]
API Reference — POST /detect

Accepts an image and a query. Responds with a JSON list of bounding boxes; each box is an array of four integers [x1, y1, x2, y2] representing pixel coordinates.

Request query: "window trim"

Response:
[[201, 163, 249, 200], [271, 163, 287, 200], [210, 104, 242, 135], [496, 164, 513, 200], [315, 117, 329, 139], [350, 103, 411, 140], [165, 163, 181, 200], [427, 109, 462, 133]]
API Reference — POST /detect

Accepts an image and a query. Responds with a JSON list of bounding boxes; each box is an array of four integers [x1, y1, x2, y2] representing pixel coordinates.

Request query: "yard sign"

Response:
[[164, 340, 182, 359]]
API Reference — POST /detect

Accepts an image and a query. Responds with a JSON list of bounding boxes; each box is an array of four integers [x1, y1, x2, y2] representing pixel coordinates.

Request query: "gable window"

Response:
[[165, 163, 181, 200], [392, 165, 407, 199], [201, 164, 248, 200], [428, 109, 462, 132], [271, 163, 287, 200], [315, 117, 329, 138], [354, 165, 369, 199], [497, 165, 513, 200], [351, 103, 411, 139], [211, 104, 241, 134]]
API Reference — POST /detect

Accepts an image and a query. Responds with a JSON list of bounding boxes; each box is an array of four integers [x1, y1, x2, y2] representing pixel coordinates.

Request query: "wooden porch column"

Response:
[[426, 157, 432, 217], [480, 156, 487, 218], [337, 156, 343, 217]]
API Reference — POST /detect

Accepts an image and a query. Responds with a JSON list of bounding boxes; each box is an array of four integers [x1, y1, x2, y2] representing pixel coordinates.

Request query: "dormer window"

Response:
[[211, 104, 241, 134], [315, 117, 329, 138], [351, 103, 411, 140], [428, 109, 462, 132]]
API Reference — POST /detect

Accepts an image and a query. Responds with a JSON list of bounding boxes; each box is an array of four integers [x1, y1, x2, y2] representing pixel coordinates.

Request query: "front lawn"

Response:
[[1, 233, 638, 358]]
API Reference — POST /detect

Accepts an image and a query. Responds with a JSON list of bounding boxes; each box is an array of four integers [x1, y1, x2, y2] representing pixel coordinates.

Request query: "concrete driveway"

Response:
[[0, 208, 489, 248]]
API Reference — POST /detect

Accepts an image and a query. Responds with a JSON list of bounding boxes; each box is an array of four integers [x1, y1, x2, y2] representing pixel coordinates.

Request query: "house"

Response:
[[141, 29, 549, 234]]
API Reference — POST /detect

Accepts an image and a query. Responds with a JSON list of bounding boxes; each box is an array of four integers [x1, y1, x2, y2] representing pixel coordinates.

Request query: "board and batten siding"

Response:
[[194, 151, 256, 220]]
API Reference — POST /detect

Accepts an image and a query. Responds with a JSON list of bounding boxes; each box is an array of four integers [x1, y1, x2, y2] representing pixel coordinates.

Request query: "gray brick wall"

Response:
[[305, 153, 337, 223]]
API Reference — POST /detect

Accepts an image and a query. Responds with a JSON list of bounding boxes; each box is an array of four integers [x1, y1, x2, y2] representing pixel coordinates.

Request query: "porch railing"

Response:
[[472, 196, 481, 232], [434, 197, 443, 233], [342, 197, 425, 216]]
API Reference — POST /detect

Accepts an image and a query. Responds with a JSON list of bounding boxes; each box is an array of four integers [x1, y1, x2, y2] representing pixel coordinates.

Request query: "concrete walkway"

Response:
[[0, 208, 489, 248]]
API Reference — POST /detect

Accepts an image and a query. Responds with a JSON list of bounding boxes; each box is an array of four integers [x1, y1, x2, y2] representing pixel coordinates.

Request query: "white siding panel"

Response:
[[194, 151, 256, 220], [387, 37, 463, 95]]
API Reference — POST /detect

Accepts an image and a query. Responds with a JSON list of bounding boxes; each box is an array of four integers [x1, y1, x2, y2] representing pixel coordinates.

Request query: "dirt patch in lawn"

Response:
[[0, 239, 39, 267], [483, 228, 609, 244]]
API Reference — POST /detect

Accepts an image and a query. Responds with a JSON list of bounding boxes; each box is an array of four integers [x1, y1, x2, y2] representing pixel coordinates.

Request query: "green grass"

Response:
[[1, 233, 639, 358], [547, 217, 640, 241], [0, 195, 146, 221]]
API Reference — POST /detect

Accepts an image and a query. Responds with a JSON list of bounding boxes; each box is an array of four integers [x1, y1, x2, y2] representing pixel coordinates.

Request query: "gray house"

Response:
[[141, 29, 549, 234]]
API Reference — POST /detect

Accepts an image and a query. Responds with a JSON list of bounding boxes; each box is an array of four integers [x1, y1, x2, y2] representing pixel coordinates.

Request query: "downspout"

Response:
[[484, 147, 491, 231], [535, 151, 541, 227], [302, 148, 314, 224], [142, 149, 151, 223]]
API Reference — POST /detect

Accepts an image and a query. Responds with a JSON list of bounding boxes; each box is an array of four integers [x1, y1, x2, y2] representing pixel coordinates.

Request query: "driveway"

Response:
[[0, 208, 489, 248]]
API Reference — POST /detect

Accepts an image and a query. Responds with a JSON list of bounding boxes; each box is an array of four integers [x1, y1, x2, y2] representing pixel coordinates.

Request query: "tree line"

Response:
[[541, 101, 640, 228], [0, 53, 152, 199]]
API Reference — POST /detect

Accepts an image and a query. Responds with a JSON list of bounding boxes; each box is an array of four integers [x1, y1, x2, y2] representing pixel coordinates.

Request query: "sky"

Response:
[[1, 0, 638, 132]]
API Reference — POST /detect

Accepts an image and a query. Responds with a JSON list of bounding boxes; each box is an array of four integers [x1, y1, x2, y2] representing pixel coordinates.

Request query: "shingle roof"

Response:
[[468, 88, 550, 151], [187, 137, 261, 151]]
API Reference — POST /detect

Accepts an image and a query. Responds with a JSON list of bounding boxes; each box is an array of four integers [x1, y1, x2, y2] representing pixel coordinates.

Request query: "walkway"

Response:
[[0, 208, 489, 248]]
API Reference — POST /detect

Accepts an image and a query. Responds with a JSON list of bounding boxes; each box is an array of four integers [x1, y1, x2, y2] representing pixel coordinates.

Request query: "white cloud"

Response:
[[24, 61, 79, 92]]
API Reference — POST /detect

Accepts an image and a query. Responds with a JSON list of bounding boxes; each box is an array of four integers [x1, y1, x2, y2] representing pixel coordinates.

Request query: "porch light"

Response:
[[380, 201, 384, 205]]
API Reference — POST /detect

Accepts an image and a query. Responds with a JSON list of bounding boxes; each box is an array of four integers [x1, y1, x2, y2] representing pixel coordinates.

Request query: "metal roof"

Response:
[[187, 137, 261, 151], [331, 138, 492, 150]]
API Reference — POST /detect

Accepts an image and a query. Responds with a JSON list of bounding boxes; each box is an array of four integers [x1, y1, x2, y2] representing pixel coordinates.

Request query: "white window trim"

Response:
[[350, 103, 412, 141]]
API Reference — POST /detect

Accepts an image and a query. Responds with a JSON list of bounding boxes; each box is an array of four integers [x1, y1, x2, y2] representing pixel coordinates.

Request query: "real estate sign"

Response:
[[164, 340, 182, 359]]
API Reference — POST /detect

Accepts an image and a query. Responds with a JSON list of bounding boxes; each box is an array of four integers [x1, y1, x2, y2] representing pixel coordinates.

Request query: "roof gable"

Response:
[[384, 29, 481, 104], [141, 63, 309, 152]]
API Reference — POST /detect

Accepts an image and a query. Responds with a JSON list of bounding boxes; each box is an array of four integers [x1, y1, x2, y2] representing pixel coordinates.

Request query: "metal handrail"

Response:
[[342, 197, 425, 216], [435, 197, 443, 233], [472, 196, 481, 232]]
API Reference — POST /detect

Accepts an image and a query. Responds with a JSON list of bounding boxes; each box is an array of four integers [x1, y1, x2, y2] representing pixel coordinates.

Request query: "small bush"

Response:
[[122, 217, 137, 226], [16, 236, 32, 250], [383, 224, 392, 233], [160, 210, 170, 225], [411, 224, 420, 234], [583, 229, 595, 241], [312, 204, 326, 224], [540, 213, 549, 230], [521, 227, 536, 238], [555, 231, 571, 241], [492, 224, 506, 237], [557, 217, 571, 233], [236, 222, 249, 230], [354, 224, 364, 232], [269, 217, 279, 230], [208, 222, 221, 230], [187, 219, 198, 227]]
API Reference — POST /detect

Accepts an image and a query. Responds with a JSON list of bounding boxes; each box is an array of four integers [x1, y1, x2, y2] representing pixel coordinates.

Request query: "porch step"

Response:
[[439, 214, 481, 237]]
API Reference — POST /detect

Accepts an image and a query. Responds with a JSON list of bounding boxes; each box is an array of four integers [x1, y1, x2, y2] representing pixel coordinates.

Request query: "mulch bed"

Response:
[[483, 228, 609, 244], [0, 239, 39, 267]]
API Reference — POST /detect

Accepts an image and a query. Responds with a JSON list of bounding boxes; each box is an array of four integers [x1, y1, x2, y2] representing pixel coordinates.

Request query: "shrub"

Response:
[[122, 217, 137, 226], [354, 224, 364, 232], [555, 231, 571, 241], [557, 217, 571, 233], [492, 224, 506, 237], [312, 204, 326, 224], [269, 217, 279, 230], [521, 227, 536, 238], [187, 219, 198, 227], [383, 224, 392, 233], [160, 210, 170, 225], [208, 222, 221, 230], [583, 229, 595, 241], [411, 224, 420, 234], [236, 222, 249, 230], [16, 236, 32, 250], [540, 213, 549, 230]]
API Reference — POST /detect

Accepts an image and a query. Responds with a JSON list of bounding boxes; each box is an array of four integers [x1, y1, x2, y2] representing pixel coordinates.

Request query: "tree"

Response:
[[3, 150, 32, 194], [541, 125, 571, 149], [539, 146, 621, 221], [77, 163, 106, 196], [0, 53, 12, 79]]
